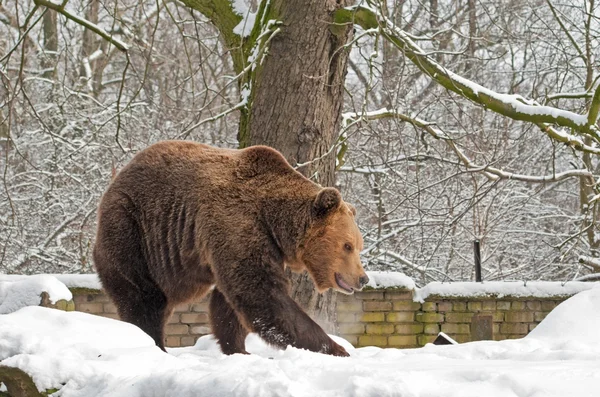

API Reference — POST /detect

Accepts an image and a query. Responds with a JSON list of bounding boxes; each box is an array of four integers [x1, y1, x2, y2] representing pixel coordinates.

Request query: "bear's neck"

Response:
[[262, 197, 313, 265]]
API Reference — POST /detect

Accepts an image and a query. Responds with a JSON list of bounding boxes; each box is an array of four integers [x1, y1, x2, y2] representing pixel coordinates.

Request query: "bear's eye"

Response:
[[344, 243, 353, 252]]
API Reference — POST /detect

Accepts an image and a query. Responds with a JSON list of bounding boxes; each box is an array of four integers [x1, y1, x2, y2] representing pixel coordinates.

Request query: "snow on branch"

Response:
[[337, 3, 600, 150]]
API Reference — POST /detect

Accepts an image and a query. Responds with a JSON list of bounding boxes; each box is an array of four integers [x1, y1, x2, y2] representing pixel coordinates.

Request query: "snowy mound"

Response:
[[2, 290, 600, 397], [0, 275, 72, 314], [527, 284, 600, 347]]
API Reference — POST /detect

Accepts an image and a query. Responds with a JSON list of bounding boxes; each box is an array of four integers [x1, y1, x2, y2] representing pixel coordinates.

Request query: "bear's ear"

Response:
[[313, 188, 341, 217], [346, 203, 357, 216]]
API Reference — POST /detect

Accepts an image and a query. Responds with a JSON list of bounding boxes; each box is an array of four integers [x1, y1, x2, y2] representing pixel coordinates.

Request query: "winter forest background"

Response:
[[1, 0, 600, 286]]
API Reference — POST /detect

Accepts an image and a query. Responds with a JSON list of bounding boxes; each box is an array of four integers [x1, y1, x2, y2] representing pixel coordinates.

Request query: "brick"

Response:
[[423, 323, 440, 335], [344, 335, 358, 346], [337, 312, 355, 323], [77, 303, 104, 314], [165, 324, 189, 335], [526, 301, 542, 311], [529, 323, 537, 332], [358, 335, 387, 347], [386, 312, 414, 322], [467, 302, 482, 312], [174, 303, 190, 313], [192, 302, 210, 312], [181, 337, 196, 347], [511, 301, 526, 310], [496, 301, 511, 310], [385, 291, 413, 300], [392, 301, 421, 311], [100, 313, 119, 320], [167, 314, 181, 324], [452, 334, 472, 343], [73, 294, 96, 304], [166, 336, 180, 347], [482, 301, 496, 311], [492, 312, 504, 322], [360, 312, 385, 322], [505, 312, 534, 323], [103, 303, 117, 314], [437, 301, 453, 312], [416, 312, 444, 323], [492, 323, 499, 335], [190, 325, 211, 335], [444, 312, 473, 323], [422, 302, 437, 312], [366, 324, 395, 335], [500, 323, 528, 334], [541, 301, 558, 311], [389, 335, 417, 347], [181, 313, 209, 324], [356, 291, 385, 300], [417, 335, 436, 346], [441, 323, 470, 334], [506, 334, 524, 340], [338, 301, 363, 312], [534, 312, 549, 322], [395, 323, 424, 335], [453, 302, 466, 311], [66, 301, 75, 312], [340, 323, 366, 334], [363, 301, 392, 311], [90, 294, 110, 303]]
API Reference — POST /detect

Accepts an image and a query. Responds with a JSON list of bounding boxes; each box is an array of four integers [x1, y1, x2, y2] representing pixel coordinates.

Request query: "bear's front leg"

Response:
[[226, 286, 349, 357]]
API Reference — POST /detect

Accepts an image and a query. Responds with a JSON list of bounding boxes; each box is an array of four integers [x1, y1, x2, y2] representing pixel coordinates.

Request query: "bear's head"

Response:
[[298, 188, 369, 295]]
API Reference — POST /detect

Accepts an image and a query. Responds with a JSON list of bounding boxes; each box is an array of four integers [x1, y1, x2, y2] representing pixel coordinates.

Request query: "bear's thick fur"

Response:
[[93, 141, 368, 356]]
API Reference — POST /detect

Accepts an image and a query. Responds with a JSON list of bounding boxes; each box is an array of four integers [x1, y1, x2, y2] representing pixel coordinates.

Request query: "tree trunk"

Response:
[[240, 0, 353, 332], [41, 9, 57, 79]]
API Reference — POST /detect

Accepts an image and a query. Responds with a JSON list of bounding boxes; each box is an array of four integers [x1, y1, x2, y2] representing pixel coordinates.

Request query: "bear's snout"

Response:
[[359, 274, 370, 288]]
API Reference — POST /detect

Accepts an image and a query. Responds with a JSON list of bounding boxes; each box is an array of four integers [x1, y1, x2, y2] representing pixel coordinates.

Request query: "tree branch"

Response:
[[337, 3, 600, 144], [343, 109, 596, 182], [33, 0, 128, 52]]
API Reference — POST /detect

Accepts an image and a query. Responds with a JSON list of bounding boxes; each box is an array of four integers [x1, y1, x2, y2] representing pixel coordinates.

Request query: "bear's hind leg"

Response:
[[102, 272, 171, 351], [209, 288, 249, 355]]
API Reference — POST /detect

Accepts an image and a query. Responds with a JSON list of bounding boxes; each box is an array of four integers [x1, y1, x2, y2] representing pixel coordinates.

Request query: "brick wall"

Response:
[[62, 287, 570, 349], [337, 288, 565, 348], [69, 288, 212, 347]]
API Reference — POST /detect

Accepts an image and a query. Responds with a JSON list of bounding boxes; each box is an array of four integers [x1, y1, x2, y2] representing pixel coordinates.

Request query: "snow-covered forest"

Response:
[[1, 0, 600, 284]]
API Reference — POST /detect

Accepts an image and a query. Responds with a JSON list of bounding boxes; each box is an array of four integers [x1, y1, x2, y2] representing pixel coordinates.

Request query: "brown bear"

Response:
[[93, 141, 368, 357]]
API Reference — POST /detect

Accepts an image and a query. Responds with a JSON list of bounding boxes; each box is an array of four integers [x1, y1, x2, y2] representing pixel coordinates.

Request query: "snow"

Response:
[[0, 275, 72, 314], [365, 271, 415, 290], [2, 289, 600, 396], [0, 273, 101, 290], [232, 0, 257, 37], [414, 280, 598, 302]]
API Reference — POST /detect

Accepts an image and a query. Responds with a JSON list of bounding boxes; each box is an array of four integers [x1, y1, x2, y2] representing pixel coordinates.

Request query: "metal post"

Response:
[[474, 239, 482, 282]]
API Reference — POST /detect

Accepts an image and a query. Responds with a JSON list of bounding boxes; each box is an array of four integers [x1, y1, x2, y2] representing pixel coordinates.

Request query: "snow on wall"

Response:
[[365, 271, 416, 290], [0, 275, 73, 314], [0, 273, 101, 290], [365, 271, 598, 302], [413, 281, 598, 302]]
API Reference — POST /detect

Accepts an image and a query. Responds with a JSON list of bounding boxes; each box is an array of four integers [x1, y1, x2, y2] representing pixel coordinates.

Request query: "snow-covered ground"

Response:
[[1, 285, 600, 396]]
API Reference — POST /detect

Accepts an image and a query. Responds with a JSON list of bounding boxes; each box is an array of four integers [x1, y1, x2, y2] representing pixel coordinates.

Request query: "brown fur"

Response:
[[93, 141, 368, 356]]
